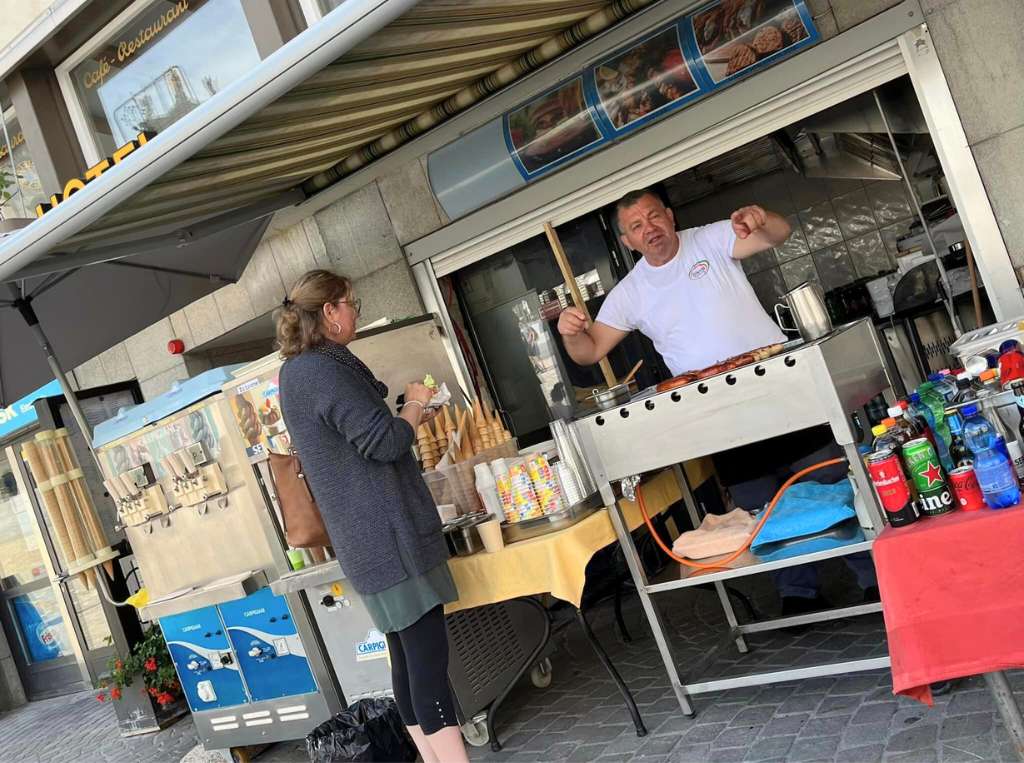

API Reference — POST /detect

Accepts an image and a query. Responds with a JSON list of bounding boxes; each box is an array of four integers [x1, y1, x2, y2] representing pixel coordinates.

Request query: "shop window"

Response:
[[0, 107, 44, 219], [58, 0, 262, 162]]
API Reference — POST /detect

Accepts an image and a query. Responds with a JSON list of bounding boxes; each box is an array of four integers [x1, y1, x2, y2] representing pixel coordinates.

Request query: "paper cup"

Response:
[[478, 519, 505, 553]]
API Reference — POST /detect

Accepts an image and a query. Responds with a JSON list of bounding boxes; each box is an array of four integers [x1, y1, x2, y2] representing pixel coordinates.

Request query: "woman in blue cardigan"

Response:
[[277, 269, 467, 763]]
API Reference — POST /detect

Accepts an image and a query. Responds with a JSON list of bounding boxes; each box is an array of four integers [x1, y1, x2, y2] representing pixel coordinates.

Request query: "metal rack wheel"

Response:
[[230, 747, 252, 763], [530, 657, 553, 688], [461, 717, 490, 747]]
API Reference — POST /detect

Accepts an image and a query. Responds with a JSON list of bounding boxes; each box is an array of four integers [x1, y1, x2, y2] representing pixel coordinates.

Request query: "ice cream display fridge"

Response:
[[91, 366, 343, 750]]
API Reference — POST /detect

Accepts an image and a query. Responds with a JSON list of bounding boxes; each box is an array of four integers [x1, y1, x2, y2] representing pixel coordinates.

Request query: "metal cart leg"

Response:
[[672, 463, 748, 654], [984, 671, 1024, 761], [576, 609, 647, 738], [714, 581, 749, 654], [843, 442, 886, 532], [604, 483, 695, 717], [671, 463, 702, 529], [485, 598, 551, 753]]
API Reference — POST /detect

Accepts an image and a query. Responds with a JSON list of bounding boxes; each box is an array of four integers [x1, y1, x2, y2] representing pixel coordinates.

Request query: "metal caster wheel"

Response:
[[530, 657, 553, 688], [461, 718, 490, 747], [229, 747, 252, 763]]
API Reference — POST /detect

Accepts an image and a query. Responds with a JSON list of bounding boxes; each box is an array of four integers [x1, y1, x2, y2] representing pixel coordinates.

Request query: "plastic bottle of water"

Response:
[[947, 412, 973, 468], [962, 404, 1020, 508], [928, 372, 958, 402], [913, 386, 954, 472]]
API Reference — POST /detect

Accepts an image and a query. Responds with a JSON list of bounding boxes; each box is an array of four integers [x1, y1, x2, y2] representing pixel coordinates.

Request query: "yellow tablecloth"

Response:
[[445, 465, 696, 613]]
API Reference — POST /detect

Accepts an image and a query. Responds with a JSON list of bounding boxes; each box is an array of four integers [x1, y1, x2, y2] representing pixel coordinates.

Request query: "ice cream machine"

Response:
[[92, 366, 342, 749], [223, 354, 393, 704]]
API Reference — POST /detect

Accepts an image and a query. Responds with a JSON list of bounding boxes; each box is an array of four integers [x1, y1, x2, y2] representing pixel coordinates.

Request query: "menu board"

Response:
[[503, 0, 818, 179]]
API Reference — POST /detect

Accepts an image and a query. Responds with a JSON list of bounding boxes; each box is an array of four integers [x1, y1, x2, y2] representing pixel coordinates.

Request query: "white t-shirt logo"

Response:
[[688, 259, 710, 280]]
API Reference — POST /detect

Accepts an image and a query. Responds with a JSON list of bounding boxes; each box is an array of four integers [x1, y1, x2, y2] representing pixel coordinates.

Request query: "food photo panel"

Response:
[[691, 0, 816, 84], [593, 25, 700, 133], [505, 77, 604, 176]]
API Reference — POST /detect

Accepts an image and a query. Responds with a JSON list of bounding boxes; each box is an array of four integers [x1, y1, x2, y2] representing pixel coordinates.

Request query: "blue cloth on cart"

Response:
[[751, 480, 864, 562]]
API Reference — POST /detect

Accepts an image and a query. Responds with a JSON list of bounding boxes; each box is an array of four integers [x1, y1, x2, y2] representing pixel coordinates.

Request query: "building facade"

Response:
[[0, 0, 1022, 711]]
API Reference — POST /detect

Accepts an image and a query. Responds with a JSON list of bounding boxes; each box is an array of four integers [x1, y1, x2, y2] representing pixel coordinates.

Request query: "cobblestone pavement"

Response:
[[2, 563, 1022, 762]]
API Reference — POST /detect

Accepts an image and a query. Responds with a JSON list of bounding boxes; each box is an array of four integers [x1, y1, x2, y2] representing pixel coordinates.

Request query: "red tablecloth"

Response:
[[874, 507, 1024, 705]]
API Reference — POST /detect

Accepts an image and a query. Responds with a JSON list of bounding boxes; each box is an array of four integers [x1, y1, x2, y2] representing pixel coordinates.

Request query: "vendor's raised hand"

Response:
[[557, 306, 588, 337], [731, 205, 768, 239]]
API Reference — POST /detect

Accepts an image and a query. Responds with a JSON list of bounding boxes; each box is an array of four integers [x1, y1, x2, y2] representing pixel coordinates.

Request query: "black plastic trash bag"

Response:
[[306, 697, 417, 762]]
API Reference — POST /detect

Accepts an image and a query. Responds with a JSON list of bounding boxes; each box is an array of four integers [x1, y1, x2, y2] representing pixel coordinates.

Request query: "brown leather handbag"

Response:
[[268, 450, 331, 548]]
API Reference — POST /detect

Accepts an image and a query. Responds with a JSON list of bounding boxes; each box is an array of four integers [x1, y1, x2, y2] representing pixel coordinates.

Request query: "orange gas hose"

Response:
[[637, 457, 847, 570]]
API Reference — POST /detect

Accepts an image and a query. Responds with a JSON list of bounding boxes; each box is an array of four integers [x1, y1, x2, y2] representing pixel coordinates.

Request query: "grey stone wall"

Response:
[[71, 2, 1024, 398], [73, 158, 443, 400], [920, 0, 1024, 269]]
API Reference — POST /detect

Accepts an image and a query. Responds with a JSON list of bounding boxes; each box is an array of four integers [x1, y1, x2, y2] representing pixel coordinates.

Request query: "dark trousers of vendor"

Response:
[[711, 427, 877, 611]]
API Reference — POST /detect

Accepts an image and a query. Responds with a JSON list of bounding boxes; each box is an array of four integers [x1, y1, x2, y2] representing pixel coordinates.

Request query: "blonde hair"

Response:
[[276, 269, 353, 359]]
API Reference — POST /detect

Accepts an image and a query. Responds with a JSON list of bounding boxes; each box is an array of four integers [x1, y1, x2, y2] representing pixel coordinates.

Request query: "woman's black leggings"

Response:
[[385, 605, 458, 735]]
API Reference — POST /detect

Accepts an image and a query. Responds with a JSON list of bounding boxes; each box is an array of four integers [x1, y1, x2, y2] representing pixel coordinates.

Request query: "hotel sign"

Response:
[[34, 131, 154, 217]]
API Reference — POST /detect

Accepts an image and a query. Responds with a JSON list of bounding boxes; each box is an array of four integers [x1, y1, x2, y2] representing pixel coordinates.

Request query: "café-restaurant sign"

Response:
[[78, 0, 199, 91], [34, 131, 154, 217]]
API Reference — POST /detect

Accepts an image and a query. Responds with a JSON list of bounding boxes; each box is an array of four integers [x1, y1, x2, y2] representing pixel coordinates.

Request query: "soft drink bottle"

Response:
[[946, 412, 973, 468], [871, 424, 895, 452], [913, 385, 954, 472], [881, 417, 911, 447], [962, 404, 1020, 508]]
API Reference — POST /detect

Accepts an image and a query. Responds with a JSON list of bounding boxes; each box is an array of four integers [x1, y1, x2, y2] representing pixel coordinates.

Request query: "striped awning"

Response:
[[53, 0, 634, 250]]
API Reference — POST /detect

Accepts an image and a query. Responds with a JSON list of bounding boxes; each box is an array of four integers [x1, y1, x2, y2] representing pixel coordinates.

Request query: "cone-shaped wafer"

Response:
[[432, 416, 448, 455], [53, 432, 114, 577], [466, 407, 483, 454], [31, 436, 95, 587], [22, 441, 75, 568]]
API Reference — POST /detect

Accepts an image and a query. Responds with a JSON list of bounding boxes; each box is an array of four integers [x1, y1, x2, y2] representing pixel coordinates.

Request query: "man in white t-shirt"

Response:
[[558, 188, 876, 614], [560, 189, 788, 375]]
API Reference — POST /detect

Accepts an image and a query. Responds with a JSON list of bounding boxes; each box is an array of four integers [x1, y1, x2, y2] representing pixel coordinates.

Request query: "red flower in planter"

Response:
[[156, 692, 174, 706], [148, 687, 160, 697], [144, 657, 158, 672], [110, 687, 122, 701], [96, 693, 106, 702], [114, 659, 123, 671]]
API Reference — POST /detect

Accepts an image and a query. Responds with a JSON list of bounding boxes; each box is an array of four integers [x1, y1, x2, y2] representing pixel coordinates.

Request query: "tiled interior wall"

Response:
[[671, 171, 916, 310]]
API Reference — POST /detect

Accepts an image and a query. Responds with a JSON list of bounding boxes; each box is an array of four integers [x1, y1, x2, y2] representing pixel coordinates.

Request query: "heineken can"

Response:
[[902, 437, 954, 516]]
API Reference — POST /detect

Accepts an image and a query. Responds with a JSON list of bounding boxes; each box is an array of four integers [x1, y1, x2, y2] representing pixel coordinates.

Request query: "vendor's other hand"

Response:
[[731, 205, 768, 239], [558, 307, 588, 337], [405, 382, 433, 407]]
